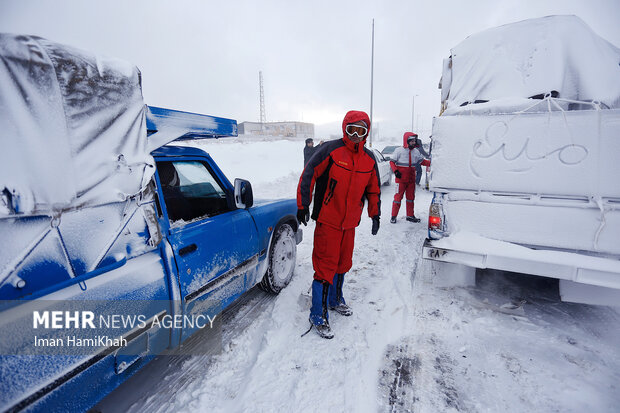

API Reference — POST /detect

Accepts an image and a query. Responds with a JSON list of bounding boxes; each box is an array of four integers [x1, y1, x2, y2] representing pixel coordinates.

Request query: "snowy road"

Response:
[[96, 138, 620, 413]]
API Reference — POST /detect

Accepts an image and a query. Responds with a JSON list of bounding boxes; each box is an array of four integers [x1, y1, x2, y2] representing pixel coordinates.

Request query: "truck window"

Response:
[[156, 161, 229, 223]]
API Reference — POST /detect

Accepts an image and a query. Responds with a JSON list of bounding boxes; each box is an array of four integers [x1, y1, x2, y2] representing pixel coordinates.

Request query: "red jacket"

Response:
[[297, 111, 381, 230], [389, 132, 430, 184]]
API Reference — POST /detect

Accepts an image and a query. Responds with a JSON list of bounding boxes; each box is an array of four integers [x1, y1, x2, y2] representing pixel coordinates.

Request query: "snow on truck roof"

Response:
[[440, 15, 620, 115], [0, 33, 237, 217]]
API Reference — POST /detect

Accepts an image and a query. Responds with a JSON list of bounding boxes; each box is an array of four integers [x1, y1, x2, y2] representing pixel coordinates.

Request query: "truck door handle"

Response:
[[178, 243, 198, 256]]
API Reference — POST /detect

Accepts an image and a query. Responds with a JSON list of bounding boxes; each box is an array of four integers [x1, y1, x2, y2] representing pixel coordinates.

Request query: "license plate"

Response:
[[427, 247, 448, 259]]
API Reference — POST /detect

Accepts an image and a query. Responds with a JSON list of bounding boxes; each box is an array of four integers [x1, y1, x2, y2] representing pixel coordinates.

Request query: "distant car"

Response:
[[370, 148, 392, 186], [381, 145, 399, 160]]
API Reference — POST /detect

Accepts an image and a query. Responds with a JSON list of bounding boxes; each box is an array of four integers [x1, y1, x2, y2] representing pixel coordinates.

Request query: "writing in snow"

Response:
[[32, 311, 218, 330]]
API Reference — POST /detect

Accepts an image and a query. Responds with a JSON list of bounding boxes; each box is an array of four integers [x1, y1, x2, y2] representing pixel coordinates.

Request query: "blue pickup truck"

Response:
[[0, 34, 301, 411]]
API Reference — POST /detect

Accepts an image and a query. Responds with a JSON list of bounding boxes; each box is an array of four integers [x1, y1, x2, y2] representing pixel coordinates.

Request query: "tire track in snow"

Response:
[[373, 190, 441, 412]]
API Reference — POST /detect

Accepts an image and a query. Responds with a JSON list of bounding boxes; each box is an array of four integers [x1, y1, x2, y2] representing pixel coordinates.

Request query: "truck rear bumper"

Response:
[[423, 235, 620, 290]]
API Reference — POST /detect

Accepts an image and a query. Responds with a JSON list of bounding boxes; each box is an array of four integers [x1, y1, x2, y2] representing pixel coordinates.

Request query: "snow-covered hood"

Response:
[[440, 15, 620, 114], [0, 34, 152, 216]]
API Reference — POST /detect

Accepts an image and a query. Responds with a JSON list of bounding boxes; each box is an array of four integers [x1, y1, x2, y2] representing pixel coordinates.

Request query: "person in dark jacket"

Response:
[[297, 110, 381, 339], [389, 132, 430, 223], [303, 138, 316, 166], [414, 137, 429, 185]]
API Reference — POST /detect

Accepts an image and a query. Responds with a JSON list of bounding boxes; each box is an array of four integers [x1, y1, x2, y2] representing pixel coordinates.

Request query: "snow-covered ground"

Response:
[[97, 137, 620, 413]]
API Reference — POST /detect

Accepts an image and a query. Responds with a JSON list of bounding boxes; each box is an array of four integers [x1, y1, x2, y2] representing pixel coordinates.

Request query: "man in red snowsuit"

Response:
[[297, 110, 381, 339], [389, 132, 430, 223]]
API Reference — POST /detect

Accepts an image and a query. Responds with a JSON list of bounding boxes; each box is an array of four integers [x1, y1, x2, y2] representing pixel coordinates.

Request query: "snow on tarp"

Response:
[[0, 33, 153, 216], [440, 15, 620, 114]]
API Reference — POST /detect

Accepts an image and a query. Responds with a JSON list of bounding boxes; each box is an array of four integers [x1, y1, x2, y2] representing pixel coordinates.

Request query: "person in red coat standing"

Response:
[[389, 132, 430, 223], [297, 110, 381, 339]]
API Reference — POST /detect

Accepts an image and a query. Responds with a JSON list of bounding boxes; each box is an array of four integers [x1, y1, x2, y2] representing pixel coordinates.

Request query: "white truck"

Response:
[[422, 15, 620, 306]]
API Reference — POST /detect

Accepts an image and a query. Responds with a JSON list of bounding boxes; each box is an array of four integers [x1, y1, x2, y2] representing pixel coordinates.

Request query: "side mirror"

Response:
[[234, 178, 253, 209]]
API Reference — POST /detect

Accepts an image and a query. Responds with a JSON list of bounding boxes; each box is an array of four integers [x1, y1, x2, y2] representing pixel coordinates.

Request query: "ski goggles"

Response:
[[345, 123, 368, 138]]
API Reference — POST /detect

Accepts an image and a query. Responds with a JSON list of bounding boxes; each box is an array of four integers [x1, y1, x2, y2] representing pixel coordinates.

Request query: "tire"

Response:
[[259, 223, 297, 294]]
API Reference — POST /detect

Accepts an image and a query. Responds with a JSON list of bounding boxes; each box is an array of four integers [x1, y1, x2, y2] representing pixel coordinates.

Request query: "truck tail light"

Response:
[[429, 204, 442, 230], [428, 196, 446, 240]]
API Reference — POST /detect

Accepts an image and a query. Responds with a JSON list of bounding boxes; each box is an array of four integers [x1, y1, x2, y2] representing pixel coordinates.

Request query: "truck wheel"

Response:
[[260, 223, 296, 294]]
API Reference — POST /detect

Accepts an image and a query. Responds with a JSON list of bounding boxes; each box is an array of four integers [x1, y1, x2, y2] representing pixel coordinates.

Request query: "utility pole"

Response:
[[411, 94, 419, 131], [369, 18, 375, 147], [259, 71, 266, 124]]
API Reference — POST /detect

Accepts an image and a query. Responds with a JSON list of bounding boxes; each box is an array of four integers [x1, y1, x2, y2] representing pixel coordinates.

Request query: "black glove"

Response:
[[394, 170, 402, 179], [297, 208, 310, 226], [371, 215, 380, 235]]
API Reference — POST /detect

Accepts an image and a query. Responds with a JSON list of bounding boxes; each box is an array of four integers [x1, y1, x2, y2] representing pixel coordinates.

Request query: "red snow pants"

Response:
[[312, 222, 355, 284], [392, 180, 416, 217]]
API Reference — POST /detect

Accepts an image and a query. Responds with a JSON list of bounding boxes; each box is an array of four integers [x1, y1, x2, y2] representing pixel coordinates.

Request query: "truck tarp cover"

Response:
[[0, 34, 152, 216], [441, 15, 620, 113]]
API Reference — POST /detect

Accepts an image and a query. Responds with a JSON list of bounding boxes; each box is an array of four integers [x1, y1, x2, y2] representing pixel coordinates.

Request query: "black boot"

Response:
[[390, 216, 397, 224], [406, 216, 420, 223]]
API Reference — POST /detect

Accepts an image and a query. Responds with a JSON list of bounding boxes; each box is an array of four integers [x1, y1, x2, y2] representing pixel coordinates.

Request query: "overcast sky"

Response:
[[1, 0, 619, 141]]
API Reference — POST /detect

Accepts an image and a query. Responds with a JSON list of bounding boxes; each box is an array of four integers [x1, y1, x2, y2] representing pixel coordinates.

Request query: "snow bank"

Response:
[[183, 136, 305, 198], [0, 34, 151, 216]]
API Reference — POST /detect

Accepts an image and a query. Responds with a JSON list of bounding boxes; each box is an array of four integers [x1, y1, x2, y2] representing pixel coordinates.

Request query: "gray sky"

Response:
[[1, 0, 619, 141]]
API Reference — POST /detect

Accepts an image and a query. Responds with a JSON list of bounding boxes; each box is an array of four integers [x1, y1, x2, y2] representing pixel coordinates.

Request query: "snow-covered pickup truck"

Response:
[[0, 34, 301, 411], [423, 16, 620, 306]]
